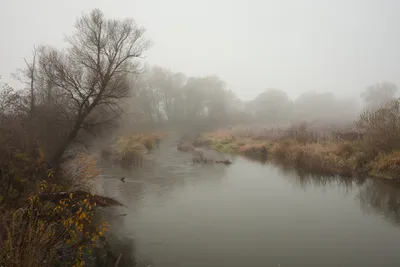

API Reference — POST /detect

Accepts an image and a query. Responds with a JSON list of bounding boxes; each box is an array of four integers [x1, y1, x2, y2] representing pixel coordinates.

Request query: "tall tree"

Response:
[[251, 89, 293, 124], [12, 46, 37, 116], [37, 9, 151, 165], [361, 82, 398, 111]]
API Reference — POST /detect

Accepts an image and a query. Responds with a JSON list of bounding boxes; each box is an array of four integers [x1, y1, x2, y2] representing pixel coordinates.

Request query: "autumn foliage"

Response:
[[0, 147, 120, 266], [193, 99, 400, 180]]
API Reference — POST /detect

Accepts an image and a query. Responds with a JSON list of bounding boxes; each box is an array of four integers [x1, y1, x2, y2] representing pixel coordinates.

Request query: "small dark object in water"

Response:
[[193, 158, 214, 164], [120, 177, 125, 182], [192, 158, 232, 165], [215, 160, 232, 165]]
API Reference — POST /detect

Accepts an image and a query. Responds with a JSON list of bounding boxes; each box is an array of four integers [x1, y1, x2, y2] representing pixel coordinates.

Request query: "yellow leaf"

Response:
[[70, 193, 73, 199]]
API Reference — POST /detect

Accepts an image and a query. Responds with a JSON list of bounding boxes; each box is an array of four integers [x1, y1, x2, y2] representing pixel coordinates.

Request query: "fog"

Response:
[[2, 3, 400, 266], [1, 0, 400, 101]]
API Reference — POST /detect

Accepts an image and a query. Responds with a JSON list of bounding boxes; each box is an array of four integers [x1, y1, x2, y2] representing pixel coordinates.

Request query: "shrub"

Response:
[[0, 144, 119, 266], [192, 136, 212, 147], [107, 134, 160, 169], [270, 140, 356, 177], [356, 98, 400, 154], [283, 123, 319, 144], [0, 207, 59, 267], [0, 182, 116, 267], [238, 143, 269, 157], [333, 142, 355, 158], [370, 151, 400, 180]]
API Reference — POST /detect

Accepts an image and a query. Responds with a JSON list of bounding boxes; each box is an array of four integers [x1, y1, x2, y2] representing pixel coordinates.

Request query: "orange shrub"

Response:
[[370, 151, 400, 179]]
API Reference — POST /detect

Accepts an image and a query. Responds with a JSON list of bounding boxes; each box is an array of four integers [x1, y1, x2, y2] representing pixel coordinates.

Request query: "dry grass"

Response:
[[193, 131, 270, 157], [269, 140, 359, 177], [194, 122, 400, 180], [370, 151, 400, 180], [0, 146, 120, 266], [116, 132, 164, 152], [0, 208, 59, 267], [101, 132, 165, 169]]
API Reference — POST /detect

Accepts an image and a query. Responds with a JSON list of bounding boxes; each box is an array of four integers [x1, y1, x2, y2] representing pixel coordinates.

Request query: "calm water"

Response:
[[96, 140, 400, 267]]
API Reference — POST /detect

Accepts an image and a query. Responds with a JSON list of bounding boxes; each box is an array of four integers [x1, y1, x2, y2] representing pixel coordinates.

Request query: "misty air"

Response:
[[1, 1, 400, 266]]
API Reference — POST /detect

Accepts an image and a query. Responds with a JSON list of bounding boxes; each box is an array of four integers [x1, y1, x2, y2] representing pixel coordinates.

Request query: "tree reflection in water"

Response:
[[357, 179, 400, 226], [275, 162, 400, 227], [89, 209, 154, 267]]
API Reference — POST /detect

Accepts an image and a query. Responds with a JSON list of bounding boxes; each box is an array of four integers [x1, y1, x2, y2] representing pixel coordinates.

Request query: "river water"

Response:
[[96, 139, 400, 267]]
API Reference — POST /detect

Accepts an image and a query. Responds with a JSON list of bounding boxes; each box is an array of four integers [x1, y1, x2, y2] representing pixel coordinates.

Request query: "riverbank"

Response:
[[101, 136, 400, 267], [0, 130, 166, 266], [0, 151, 123, 266], [193, 128, 400, 180]]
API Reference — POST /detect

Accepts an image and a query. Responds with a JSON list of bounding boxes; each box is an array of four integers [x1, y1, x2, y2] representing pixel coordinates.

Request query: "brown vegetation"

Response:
[[100, 132, 164, 169], [1, 5, 399, 266], [0, 144, 121, 266], [0, 9, 149, 266], [191, 149, 232, 165], [193, 98, 400, 180]]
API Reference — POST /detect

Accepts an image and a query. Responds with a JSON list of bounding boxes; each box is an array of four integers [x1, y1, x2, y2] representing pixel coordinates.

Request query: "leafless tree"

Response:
[[12, 46, 37, 115], [361, 82, 398, 112], [37, 9, 151, 165]]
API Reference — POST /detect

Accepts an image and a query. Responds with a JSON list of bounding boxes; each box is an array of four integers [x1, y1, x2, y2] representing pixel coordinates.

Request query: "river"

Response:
[[96, 139, 400, 267]]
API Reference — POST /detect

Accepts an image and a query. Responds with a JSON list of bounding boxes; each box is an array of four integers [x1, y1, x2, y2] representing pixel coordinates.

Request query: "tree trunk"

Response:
[[49, 116, 85, 167]]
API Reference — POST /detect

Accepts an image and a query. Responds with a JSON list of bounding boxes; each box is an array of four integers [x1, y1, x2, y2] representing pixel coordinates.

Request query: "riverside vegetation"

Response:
[[0, 9, 151, 266], [193, 98, 400, 180], [100, 132, 165, 169], [2, 5, 400, 267]]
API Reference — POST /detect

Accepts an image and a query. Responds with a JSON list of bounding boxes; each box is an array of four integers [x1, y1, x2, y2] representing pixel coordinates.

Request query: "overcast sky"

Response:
[[1, 0, 399, 100]]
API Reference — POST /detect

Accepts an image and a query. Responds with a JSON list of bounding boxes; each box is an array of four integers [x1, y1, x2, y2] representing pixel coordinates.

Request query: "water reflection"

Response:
[[97, 142, 228, 209], [357, 179, 400, 227], [275, 162, 400, 227], [95, 142, 400, 267], [89, 208, 154, 267], [279, 166, 357, 196]]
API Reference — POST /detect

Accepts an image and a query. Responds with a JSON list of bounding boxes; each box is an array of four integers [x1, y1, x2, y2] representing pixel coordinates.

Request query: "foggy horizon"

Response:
[[1, 0, 400, 101], [2, 2, 400, 267]]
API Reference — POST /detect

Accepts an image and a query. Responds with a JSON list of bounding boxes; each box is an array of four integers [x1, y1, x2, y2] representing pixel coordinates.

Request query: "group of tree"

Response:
[[0, 8, 152, 266], [122, 67, 242, 133], [1, 8, 399, 165], [125, 66, 399, 131], [1, 9, 151, 167], [1, 7, 399, 266], [244, 83, 398, 127]]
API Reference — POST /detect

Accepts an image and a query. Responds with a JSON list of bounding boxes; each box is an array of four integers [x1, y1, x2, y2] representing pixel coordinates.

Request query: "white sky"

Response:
[[1, 0, 399, 100]]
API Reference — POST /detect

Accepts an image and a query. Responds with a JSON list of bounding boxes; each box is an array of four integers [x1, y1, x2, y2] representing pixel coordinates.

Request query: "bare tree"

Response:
[[12, 46, 37, 115], [37, 9, 151, 165], [361, 82, 398, 112]]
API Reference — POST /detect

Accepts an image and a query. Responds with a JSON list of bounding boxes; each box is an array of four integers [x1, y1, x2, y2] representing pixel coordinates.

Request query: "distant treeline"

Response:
[[122, 66, 399, 133]]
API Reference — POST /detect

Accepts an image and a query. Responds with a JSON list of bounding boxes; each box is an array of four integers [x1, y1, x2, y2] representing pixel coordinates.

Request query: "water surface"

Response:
[[97, 140, 400, 267]]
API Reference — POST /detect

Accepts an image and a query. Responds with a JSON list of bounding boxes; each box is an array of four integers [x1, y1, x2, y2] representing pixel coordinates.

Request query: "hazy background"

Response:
[[1, 0, 400, 100]]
